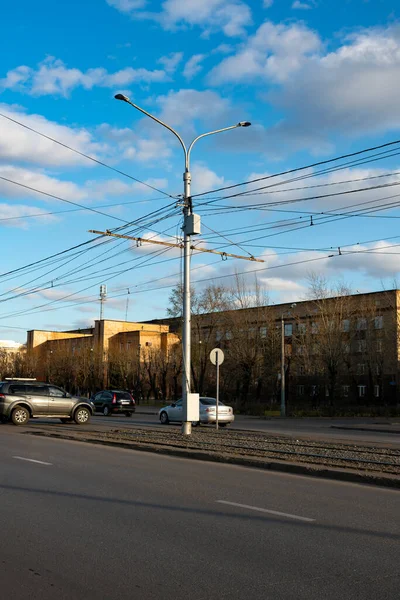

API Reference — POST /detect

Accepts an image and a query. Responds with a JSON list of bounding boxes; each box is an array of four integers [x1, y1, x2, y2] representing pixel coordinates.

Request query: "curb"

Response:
[[26, 431, 400, 490]]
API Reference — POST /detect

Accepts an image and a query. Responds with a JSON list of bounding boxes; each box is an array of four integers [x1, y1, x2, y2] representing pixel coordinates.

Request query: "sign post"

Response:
[[209, 348, 225, 431]]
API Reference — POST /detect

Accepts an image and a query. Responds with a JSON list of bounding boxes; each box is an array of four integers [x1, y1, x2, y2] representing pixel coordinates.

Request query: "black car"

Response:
[[92, 390, 136, 417], [0, 379, 94, 426]]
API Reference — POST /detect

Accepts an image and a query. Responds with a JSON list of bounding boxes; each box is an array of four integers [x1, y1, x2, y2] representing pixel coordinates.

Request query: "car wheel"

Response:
[[103, 406, 111, 417], [125, 412, 132, 417], [192, 421, 199, 427], [74, 407, 91, 425], [160, 411, 169, 425], [60, 418, 72, 423], [219, 423, 228, 428], [11, 406, 29, 426]]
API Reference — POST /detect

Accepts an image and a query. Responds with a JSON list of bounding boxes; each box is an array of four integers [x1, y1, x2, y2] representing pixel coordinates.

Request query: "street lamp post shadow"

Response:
[[115, 93, 251, 435]]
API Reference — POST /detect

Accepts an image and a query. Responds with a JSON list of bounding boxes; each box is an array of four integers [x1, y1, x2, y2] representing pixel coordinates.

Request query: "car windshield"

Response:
[[115, 392, 132, 400], [200, 398, 225, 406]]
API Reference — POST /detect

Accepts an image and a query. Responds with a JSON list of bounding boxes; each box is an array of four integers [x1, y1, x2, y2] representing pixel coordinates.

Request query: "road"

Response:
[[0, 430, 399, 599]]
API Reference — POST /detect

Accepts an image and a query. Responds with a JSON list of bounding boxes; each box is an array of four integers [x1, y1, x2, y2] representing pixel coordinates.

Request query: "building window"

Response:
[[298, 365, 305, 375], [374, 385, 380, 398], [342, 342, 350, 354], [296, 345, 305, 355], [357, 318, 367, 330], [342, 385, 349, 397], [358, 385, 366, 398], [376, 340, 383, 353], [311, 385, 317, 396], [297, 323, 306, 334], [225, 330, 233, 340], [357, 363, 366, 375], [284, 323, 293, 337], [357, 340, 367, 353], [297, 385, 304, 396], [311, 322, 319, 334], [259, 326, 267, 338], [216, 330, 223, 342], [374, 316, 383, 330], [342, 319, 350, 332]]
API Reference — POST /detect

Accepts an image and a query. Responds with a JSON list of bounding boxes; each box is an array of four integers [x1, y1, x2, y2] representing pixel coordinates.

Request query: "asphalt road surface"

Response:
[[0, 430, 399, 599]]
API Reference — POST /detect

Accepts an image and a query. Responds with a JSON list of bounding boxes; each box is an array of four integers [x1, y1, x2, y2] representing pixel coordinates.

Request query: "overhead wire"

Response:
[[191, 138, 400, 199], [0, 111, 176, 198]]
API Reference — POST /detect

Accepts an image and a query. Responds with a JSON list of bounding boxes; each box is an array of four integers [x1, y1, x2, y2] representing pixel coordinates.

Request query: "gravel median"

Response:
[[24, 423, 400, 488]]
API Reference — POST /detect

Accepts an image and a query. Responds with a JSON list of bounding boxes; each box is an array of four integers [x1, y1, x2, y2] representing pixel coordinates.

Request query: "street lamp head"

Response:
[[238, 121, 251, 127], [114, 93, 130, 102]]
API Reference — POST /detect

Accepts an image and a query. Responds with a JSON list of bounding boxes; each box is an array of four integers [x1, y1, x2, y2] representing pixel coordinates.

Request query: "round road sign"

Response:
[[209, 348, 225, 366]]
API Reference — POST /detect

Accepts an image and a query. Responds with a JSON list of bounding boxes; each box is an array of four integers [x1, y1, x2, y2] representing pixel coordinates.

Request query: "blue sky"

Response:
[[1, 0, 400, 343]]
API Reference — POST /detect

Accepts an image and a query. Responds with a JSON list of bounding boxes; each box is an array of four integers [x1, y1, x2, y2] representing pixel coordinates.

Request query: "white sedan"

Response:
[[158, 397, 234, 427]]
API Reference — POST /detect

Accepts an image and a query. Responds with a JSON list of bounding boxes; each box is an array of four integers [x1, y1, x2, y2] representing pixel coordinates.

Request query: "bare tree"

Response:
[[293, 275, 355, 408]]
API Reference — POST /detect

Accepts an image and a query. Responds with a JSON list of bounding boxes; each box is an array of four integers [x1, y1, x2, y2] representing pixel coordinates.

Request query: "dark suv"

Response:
[[0, 379, 94, 426], [92, 390, 136, 417]]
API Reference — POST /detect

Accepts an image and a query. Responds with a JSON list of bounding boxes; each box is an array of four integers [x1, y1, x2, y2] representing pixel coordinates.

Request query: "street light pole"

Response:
[[114, 93, 250, 435]]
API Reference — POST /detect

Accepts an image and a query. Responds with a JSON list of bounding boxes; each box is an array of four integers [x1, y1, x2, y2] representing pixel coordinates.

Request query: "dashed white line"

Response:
[[216, 500, 315, 522], [13, 456, 53, 466]]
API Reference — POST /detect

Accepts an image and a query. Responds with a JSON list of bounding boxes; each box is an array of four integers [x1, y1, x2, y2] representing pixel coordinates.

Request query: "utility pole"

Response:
[[109, 94, 252, 434], [99, 284, 107, 320]]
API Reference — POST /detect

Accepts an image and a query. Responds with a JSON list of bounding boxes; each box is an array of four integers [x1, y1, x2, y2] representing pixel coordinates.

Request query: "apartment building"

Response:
[[26, 289, 400, 406]]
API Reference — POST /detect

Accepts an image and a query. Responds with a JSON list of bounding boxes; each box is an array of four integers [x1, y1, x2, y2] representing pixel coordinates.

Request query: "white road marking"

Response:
[[13, 456, 53, 466], [216, 500, 315, 522]]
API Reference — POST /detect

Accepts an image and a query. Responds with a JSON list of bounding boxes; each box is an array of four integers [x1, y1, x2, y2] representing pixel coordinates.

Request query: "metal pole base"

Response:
[[182, 421, 192, 435]]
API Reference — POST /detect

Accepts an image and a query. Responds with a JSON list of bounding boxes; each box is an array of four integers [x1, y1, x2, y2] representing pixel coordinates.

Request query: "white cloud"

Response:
[[0, 103, 105, 167], [155, 88, 233, 131], [292, 1, 314, 9], [0, 203, 58, 228], [191, 163, 226, 195], [158, 52, 184, 73], [86, 176, 169, 198], [263, 0, 273, 7], [210, 22, 400, 146], [0, 57, 168, 98], [183, 54, 207, 79], [272, 25, 400, 139], [0, 165, 87, 201], [209, 20, 321, 84], [106, 0, 146, 11], [108, 0, 252, 37], [96, 121, 173, 163]]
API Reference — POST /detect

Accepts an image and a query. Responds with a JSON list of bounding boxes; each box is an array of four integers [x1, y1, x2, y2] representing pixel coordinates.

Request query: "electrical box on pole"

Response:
[[182, 214, 201, 236], [183, 393, 200, 422]]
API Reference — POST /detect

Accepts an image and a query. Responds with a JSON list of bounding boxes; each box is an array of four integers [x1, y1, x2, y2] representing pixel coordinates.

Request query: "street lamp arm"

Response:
[[114, 94, 187, 160], [187, 123, 250, 171]]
